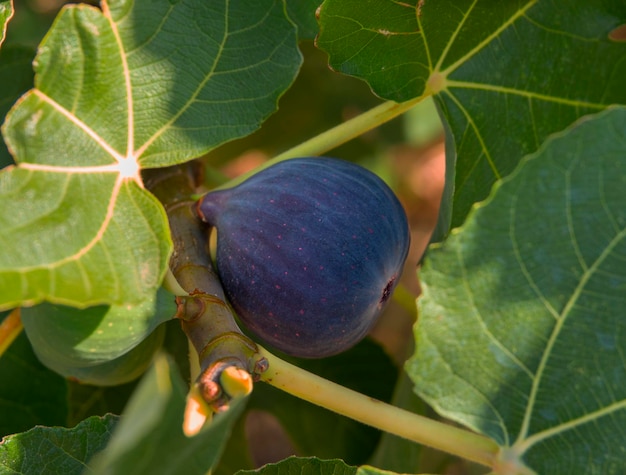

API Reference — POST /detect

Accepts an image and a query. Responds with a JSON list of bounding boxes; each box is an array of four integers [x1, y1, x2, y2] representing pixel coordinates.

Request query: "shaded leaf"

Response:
[[0, 414, 117, 475], [237, 456, 357, 475], [42, 325, 166, 387], [89, 353, 244, 475], [65, 321, 188, 427], [0, 0, 301, 309], [317, 1, 626, 229], [236, 456, 406, 475], [66, 380, 138, 428], [285, 0, 320, 40], [0, 330, 67, 438], [21, 288, 175, 368], [408, 107, 626, 474]]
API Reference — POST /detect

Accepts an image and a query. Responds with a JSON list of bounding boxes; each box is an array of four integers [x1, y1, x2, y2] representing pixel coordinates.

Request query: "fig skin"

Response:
[[197, 157, 410, 358]]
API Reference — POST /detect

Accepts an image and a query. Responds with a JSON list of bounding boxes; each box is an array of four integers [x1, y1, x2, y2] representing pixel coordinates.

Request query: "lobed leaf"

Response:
[[317, 1, 626, 229], [0, 0, 301, 309], [236, 456, 407, 475], [237, 456, 357, 475], [0, 169, 171, 309], [0, 414, 118, 475], [408, 107, 626, 474]]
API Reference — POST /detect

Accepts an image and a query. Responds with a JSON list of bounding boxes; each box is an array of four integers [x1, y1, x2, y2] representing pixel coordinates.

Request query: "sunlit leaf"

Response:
[[408, 107, 626, 474], [0, 0, 301, 309], [317, 1, 626, 229], [0, 0, 12, 47], [0, 414, 117, 474], [0, 168, 171, 309]]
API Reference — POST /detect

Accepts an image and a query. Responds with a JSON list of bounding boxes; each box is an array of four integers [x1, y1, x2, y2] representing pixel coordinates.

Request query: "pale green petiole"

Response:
[[258, 345, 501, 469]]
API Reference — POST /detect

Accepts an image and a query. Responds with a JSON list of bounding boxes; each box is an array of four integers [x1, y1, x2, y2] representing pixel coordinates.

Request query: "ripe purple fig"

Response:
[[197, 157, 410, 358]]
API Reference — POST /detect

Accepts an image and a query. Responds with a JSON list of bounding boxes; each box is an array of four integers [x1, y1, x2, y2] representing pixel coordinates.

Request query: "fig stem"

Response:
[[214, 97, 424, 191], [258, 345, 500, 469], [0, 308, 23, 358], [145, 163, 265, 420]]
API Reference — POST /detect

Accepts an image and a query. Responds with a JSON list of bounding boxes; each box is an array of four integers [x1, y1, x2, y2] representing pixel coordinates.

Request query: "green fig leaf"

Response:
[[0, 0, 11, 47], [0, 167, 172, 310], [0, 0, 301, 310], [237, 456, 357, 475], [0, 329, 67, 438], [285, 0, 320, 40], [21, 288, 174, 368], [0, 414, 118, 475], [88, 353, 245, 475], [408, 107, 626, 474], [236, 457, 404, 475], [316, 1, 626, 229], [48, 325, 166, 386]]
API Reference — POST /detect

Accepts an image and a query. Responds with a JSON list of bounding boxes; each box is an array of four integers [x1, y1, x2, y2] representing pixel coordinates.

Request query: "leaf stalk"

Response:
[[259, 346, 500, 468]]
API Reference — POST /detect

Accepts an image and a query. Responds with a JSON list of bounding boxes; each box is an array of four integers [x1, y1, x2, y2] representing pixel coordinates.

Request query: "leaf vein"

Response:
[[446, 80, 608, 110], [102, 0, 134, 159], [132, 0, 233, 159], [440, 1, 538, 77], [442, 89, 500, 180], [518, 398, 626, 451], [516, 207, 626, 444], [31, 90, 125, 163], [433, 0, 477, 73]]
